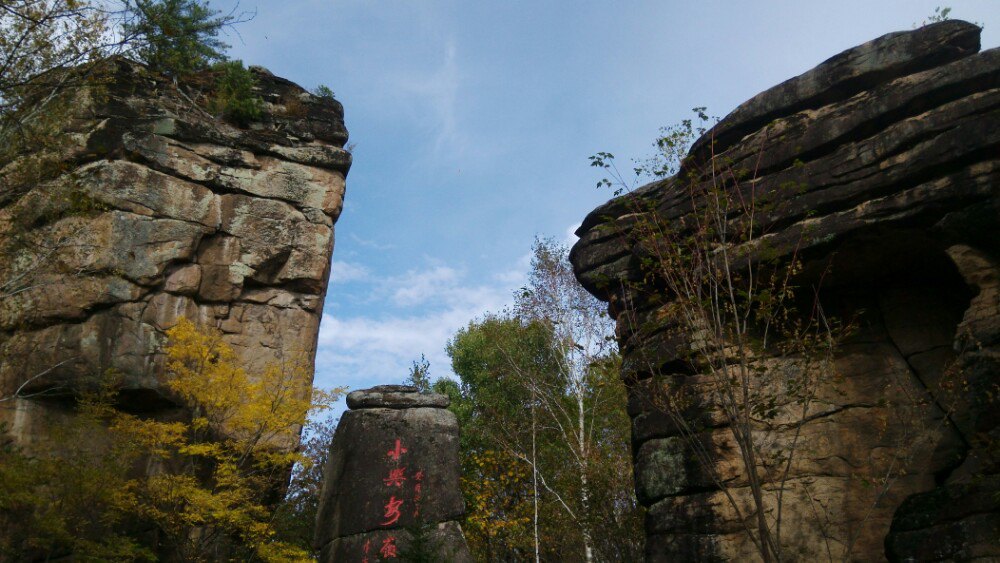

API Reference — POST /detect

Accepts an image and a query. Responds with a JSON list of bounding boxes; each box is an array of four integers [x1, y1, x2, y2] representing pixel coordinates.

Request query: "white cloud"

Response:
[[314, 258, 528, 393], [387, 265, 461, 306], [493, 251, 531, 287], [349, 233, 395, 251], [391, 39, 463, 156], [329, 260, 370, 284]]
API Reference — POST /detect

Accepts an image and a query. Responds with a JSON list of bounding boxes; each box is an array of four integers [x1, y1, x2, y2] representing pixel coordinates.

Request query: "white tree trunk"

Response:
[[532, 395, 540, 563], [577, 385, 595, 563]]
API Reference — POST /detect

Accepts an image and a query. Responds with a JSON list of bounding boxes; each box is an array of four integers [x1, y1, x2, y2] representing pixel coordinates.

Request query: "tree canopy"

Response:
[[424, 239, 643, 562]]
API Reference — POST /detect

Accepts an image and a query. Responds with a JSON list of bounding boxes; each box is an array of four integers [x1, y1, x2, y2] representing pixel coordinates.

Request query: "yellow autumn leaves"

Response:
[[106, 317, 341, 561], [2, 317, 341, 562], [461, 449, 534, 554]]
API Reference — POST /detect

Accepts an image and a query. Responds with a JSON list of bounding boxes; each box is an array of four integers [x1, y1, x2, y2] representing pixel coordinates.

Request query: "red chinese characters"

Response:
[[413, 470, 424, 517], [362, 538, 372, 563], [361, 438, 433, 560], [380, 537, 398, 558], [382, 495, 403, 526], [380, 438, 408, 528], [386, 438, 407, 462], [383, 467, 407, 487]]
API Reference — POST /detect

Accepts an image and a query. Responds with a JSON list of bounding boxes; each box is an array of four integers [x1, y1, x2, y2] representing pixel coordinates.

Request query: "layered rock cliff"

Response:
[[571, 21, 998, 561], [0, 60, 350, 445]]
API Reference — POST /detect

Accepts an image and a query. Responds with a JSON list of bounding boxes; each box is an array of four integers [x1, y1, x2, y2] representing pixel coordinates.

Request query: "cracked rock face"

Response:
[[571, 21, 999, 562], [0, 59, 350, 444]]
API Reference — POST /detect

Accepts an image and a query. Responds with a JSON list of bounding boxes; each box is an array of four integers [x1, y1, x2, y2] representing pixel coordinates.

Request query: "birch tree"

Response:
[[513, 238, 618, 563], [445, 240, 641, 562]]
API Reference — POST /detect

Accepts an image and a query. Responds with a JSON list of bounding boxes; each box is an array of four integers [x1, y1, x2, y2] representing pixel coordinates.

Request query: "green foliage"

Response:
[[406, 354, 432, 392], [927, 6, 952, 23], [271, 416, 338, 558], [446, 317, 554, 559], [440, 239, 643, 561], [125, 0, 233, 76], [209, 60, 263, 125], [0, 421, 154, 561], [313, 84, 335, 100], [590, 107, 711, 196], [445, 315, 641, 561], [917, 6, 982, 28]]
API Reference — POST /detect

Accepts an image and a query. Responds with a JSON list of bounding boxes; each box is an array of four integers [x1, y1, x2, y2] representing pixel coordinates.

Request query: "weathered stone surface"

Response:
[[314, 408, 464, 540], [314, 386, 471, 561], [885, 476, 1000, 562], [687, 20, 982, 166], [346, 384, 451, 409], [571, 21, 999, 562], [0, 59, 350, 454], [320, 521, 472, 563]]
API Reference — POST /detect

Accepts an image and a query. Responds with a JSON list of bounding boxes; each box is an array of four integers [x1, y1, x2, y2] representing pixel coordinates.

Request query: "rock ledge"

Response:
[[346, 385, 450, 409]]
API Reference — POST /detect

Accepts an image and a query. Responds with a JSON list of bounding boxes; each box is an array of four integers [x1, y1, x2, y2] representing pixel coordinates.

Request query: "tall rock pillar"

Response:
[[314, 385, 472, 562], [571, 20, 999, 561]]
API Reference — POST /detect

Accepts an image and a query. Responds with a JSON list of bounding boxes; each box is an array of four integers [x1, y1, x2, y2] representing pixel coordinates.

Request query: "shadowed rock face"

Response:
[[314, 385, 472, 562], [0, 59, 350, 444], [571, 21, 998, 562]]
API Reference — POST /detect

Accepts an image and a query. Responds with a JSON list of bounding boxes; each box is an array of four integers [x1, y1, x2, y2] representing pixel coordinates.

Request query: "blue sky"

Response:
[[218, 1, 999, 404]]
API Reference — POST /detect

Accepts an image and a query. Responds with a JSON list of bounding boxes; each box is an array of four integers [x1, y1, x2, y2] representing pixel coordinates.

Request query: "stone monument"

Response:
[[314, 385, 472, 562]]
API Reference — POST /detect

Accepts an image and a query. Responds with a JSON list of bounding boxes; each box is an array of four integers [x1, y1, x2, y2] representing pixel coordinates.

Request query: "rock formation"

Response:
[[0, 59, 350, 446], [314, 385, 472, 562], [571, 21, 998, 561]]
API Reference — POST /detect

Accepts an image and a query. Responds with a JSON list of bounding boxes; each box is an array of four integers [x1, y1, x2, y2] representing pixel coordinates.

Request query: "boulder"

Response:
[[315, 386, 471, 562]]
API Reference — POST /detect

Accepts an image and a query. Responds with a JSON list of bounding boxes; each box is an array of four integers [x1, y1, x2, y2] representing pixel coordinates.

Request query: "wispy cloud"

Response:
[[314, 295, 504, 391], [315, 259, 522, 395], [391, 265, 462, 307], [349, 233, 396, 251], [493, 251, 531, 287], [392, 39, 463, 156], [329, 260, 370, 284]]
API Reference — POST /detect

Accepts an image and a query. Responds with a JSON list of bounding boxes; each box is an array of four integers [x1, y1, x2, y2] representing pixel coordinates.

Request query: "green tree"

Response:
[[406, 353, 432, 392], [0, 416, 154, 561], [510, 239, 625, 561], [446, 316, 554, 560], [123, 0, 239, 76], [208, 59, 262, 125], [443, 240, 643, 562], [312, 84, 335, 100]]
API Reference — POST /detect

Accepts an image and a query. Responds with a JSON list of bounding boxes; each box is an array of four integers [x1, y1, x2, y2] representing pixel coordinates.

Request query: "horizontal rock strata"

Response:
[[0, 59, 350, 443], [571, 20, 999, 562]]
